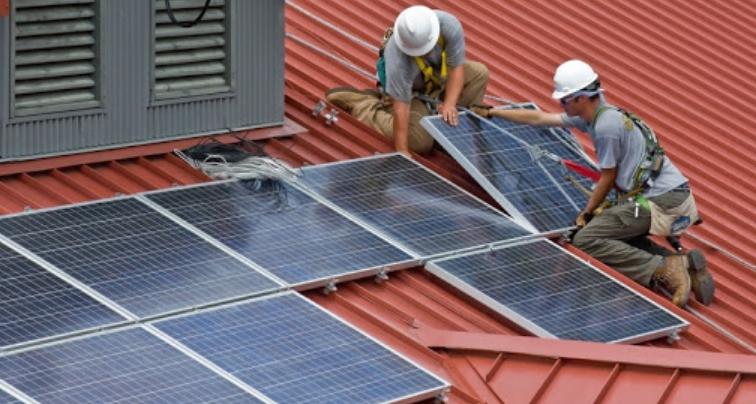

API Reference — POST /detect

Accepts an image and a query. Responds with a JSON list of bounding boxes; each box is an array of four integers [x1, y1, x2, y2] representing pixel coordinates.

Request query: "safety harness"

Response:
[[592, 105, 665, 203], [376, 27, 448, 94]]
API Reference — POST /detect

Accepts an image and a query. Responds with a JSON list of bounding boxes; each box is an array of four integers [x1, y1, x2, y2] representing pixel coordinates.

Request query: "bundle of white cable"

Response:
[[174, 149, 300, 182]]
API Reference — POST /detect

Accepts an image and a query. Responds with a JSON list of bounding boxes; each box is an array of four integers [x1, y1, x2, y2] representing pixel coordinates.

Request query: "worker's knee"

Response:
[[571, 229, 596, 250], [465, 61, 489, 85], [408, 127, 434, 154]]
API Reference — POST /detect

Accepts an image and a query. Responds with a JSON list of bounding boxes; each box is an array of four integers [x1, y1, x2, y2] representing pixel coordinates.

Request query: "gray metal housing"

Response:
[[0, 0, 284, 160]]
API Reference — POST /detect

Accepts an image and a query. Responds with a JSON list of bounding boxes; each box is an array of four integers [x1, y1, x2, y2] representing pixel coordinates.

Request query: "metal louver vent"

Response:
[[154, 0, 230, 99], [13, 0, 100, 116]]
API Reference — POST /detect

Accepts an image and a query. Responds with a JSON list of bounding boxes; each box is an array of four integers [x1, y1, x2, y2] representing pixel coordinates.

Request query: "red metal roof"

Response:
[[1, 1, 755, 402], [283, 0, 756, 341]]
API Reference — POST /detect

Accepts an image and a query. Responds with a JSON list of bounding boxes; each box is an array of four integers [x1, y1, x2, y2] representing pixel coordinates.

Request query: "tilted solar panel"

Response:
[[156, 292, 448, 403], [299, 153, 531, 258], [145, 180, 415, 288], [0, 198, 280, 319], [426, 239, 688, 343], [421, 106, 596, 233], [0, 381, 25, 403], [0, 328, 264, 403], [0, 243, 125, 349]]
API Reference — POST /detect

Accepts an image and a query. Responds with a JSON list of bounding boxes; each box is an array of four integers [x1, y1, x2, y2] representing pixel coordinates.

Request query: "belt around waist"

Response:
[[669, 182, 690, 192]]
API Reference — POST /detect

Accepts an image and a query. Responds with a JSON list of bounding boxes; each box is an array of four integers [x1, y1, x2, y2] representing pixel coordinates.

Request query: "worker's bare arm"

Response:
[[393, 101, 411, 155], [585, 168, 617, 214], [485, 109, 565, 127]]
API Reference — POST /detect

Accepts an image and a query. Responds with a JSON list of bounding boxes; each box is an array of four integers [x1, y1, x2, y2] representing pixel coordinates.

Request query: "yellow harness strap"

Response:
[[415, 36, 447, 94]]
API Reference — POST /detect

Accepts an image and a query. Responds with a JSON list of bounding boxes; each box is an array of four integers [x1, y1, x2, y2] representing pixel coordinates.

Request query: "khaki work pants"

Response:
[[572, 189, 692, 286], [351, 61, 489, 154]]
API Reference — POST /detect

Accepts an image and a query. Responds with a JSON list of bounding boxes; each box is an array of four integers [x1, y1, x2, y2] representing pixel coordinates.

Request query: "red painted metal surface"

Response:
[[283, 0, 756, 348], [1, 1, 754, 402], [282, 1, 756, 401], [0, 0, 8, 17]]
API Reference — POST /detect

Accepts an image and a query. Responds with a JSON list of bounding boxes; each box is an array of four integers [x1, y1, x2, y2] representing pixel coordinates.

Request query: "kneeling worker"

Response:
[[326, 5, 489, 155], [480, 60, 714, 307]]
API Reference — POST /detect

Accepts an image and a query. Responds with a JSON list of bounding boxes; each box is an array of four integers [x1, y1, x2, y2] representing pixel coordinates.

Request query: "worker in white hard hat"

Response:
[[326, 5, 489, 155], [477, 60, 714, 308]]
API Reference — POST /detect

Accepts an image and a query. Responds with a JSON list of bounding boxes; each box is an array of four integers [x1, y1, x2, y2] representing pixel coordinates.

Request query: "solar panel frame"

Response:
[[136, 188, 289, 287], [421, 104, 596, 234], [293, 293, 449, 404], [426, 238, 689, 344], [154, 291, 449, 404], [0, 234, 130, 351], [0, 326, 271, 403], [140, 180, 419, 291], [0, 379, 29, 403], [0, 195, 284, 321], [298, 153, 534, 260]]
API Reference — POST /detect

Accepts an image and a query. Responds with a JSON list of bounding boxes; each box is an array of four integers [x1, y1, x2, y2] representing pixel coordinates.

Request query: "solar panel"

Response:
[[426, 239, 688, 343], [299, 154, 531, 258], [421, 105, 596, 233], [0, 198, 280, 319], [156, 292, 448, 403], [145, 180, 415, 288], [0, 243, 125, 349], [0, 328, 264, 403], [0, 384, 23, 403]]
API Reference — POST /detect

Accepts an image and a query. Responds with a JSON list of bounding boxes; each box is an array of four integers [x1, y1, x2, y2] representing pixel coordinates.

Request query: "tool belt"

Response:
[[648, 184, 699, 236]]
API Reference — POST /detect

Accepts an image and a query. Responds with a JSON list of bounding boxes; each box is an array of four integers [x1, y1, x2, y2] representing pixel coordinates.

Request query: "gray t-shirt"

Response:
[[561, 99, 687, 197], [384, 10, 465, 103]]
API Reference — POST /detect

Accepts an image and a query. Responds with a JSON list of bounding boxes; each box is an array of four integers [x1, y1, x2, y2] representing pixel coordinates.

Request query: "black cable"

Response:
[[240, 178, 290, 212], [164, 0, 212, 28]]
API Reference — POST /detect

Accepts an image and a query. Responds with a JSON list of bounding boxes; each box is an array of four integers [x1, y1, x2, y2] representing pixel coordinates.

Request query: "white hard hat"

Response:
[[552, 59, 599, 99], [393, 6, 440, 57]]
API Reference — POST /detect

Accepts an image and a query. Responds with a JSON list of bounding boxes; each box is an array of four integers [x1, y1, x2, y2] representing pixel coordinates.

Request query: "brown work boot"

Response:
[[653, 256, 691, 307], [686, 249, 715, 305], [325, 87, 381, 113]]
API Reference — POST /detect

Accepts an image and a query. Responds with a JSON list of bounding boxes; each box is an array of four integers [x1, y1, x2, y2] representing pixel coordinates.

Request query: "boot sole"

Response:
[[688, 249, 715, 305]]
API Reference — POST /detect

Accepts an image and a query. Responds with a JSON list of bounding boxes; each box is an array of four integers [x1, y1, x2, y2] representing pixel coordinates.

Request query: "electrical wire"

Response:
[[164, 0, 212, 28], [174, 149, 300, 183]]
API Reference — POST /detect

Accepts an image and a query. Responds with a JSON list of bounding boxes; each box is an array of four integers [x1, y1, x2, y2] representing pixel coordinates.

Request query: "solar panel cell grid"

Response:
[[0, 198, 279, 319], [428, 239, 687, 343], [0, 244, 124, 348], [156, 293, 446, 403], [300, 154, 531, 257], [146, 180, 413, 286], [0, 328, 260, 403], [422, 110, 596, 233], [0, 386, 21, 403]]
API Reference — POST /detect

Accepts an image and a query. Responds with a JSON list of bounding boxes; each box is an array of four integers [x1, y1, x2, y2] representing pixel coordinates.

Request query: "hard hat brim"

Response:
[[394, 12, 440, 57], [551, 89, 576, 100], [551, 71, 599, 100]]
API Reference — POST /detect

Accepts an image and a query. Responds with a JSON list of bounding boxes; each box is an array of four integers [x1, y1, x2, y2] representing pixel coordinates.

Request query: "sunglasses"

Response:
[[560, 94, 579, 106], [560, 88, 602, 106]]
